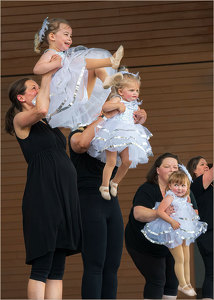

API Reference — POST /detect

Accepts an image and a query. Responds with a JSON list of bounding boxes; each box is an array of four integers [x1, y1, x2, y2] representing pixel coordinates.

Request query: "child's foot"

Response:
[[187, 284, 197, 296], [110, 45, 124, 69], [110, 180, 118, 197], [103, 72, 123, 89], [99, 186, 111, 200], [178, 285, 196, 297]]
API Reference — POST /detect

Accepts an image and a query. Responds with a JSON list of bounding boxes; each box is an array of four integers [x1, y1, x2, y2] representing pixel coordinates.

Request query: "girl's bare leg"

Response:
[[87, 68, 108, 98], [102, 150, 117, 187], [45, 279, 63, 299], [27, 279, 45, 299], [112, 148, 132, 184], [170, 245, 188, 288]]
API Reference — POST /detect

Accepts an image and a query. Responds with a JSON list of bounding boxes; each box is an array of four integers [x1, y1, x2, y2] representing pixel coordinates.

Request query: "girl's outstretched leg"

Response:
[[182, 243, 197, 295], [85, 45, 124, 70], [110, 148, 132, 196], [100, 151, 117, 200]]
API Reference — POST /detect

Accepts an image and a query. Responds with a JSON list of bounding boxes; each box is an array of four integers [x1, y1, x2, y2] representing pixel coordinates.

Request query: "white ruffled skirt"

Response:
[[142, 202, 207, 248], [46, 46, 115, 130], [88, 118, 153, 168]]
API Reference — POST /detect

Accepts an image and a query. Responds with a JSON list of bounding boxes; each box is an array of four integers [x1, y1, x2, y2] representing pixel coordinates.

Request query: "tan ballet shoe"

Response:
[[110, 180, 118, 197], [110, 45, 124, 69], [102, 72, 123, 89], [99, 186, 111, 200], [178, 285, 196, 297]]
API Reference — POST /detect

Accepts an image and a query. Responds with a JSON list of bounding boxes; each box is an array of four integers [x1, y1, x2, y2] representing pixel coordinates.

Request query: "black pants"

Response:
[[79, 192, 124, 299], [197, 230, 213, 299], [30, 249, 66, 283], [126, 245, 178, 299]]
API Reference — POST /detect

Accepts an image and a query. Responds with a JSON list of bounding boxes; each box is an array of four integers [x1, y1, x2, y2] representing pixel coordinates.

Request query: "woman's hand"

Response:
[[118, 102, 126, 113], [165, 204, 175, 216], [134, 109, 147, 124]]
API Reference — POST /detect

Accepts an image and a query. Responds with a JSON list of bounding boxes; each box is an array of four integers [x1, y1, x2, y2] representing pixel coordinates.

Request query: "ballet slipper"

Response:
[[110, 45, 124, 69], [110, 180, 118, 197], [187, 284, 197, 296], [102, 72, 123, 89], [178, 285, 196, 297], [99, 186, 111, 200]]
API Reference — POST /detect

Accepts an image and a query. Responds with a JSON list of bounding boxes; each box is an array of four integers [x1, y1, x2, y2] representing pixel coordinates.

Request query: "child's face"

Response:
[[51, 23, 72, 51], [169, 181, 188, 197], [118, 81, 140, 102]]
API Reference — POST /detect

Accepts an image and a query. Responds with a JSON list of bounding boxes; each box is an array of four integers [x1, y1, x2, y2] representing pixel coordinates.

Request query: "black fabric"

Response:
[[191, 176, 213, 298], [68, 130, 124, 299], [191, 175, 213, 230], [30, 249, 66, 283], [16, 121, 82, 264], [126, 244, 178, 299]]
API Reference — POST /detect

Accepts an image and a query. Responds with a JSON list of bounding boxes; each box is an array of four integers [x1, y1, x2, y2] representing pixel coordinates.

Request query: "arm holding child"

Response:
[[157, 195, 180, 230]]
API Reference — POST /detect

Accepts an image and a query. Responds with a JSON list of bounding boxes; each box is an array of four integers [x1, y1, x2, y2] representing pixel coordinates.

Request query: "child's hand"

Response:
[[118, 102, 126, 113], [170, 219, 180, 230]]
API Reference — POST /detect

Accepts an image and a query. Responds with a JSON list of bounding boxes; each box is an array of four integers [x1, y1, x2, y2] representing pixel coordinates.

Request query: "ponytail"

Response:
[[34, 32, 41, 54], [5, 78, 29, 135]]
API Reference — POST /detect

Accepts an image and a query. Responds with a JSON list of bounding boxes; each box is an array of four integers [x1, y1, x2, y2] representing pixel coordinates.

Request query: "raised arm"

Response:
[[33, 50, 62, 75], [203, 166, 213, 189]]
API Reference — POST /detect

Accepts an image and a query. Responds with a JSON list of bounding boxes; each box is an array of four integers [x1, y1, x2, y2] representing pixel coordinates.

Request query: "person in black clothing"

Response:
[[5, 66, 82, 299], [125, 153, 198, 299], [187, 156, 213, 300], [69, 108, 147, 299]]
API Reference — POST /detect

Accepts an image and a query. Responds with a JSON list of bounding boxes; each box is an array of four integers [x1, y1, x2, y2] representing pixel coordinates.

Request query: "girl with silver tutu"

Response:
[[88, 71, 153, 200], [33, 17, 124, 130], [142, 167, 207, 297]]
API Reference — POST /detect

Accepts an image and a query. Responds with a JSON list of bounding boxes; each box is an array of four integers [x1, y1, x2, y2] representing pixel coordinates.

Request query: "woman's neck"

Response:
[[158, 179, 167, 197]]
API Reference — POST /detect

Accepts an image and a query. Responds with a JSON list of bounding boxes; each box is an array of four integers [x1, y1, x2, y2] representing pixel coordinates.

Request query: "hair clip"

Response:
[[178, 164, 193, 182], [39, 17, 49, 43], [121, 71, 140, 78]]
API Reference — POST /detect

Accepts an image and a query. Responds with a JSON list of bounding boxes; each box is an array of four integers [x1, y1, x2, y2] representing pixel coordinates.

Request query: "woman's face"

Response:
[[157, 157, 178, 184], [17, 80, 39, 105], [194, 158, 209, 178]]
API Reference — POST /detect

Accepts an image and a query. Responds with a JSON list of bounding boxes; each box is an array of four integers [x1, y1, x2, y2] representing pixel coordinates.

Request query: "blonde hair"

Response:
[[34, 18, 71, 54], [109, 71, 141, 100], [166, 170, 190, 196]]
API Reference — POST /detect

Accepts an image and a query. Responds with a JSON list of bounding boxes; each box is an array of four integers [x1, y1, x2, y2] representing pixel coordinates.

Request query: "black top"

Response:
[[68, 130, 117, 192], [125, 182, 198, 257], [190, 175, 213, 231], [16, 120, 82, 264]]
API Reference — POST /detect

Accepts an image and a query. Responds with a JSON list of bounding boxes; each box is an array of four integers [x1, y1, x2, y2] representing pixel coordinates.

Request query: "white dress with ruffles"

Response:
[[142, 190, 207, 248], [46, 46, 115, 130], [87, 98, 153, 168]]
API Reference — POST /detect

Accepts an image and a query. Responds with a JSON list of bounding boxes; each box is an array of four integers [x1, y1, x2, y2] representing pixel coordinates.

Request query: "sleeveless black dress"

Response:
[[16, 120, 82, 264]]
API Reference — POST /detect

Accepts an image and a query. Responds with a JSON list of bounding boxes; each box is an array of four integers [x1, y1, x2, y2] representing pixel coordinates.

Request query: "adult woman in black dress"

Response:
[[125, 153, 198, 299], [69, 108, 147, 299], [187, 156, 213, 300], [5, 65, 82, 299]]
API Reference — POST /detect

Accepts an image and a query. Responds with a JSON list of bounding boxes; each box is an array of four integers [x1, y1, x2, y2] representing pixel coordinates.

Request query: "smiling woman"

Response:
[[5, 69, 83, 299], [33, 17, 124, 130]]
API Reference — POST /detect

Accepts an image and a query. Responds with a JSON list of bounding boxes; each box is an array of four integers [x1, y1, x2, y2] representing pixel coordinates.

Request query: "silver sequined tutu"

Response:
[[87, 99, 153, 168], [46, 46, 115, 130], [142, 190, 207, 248]]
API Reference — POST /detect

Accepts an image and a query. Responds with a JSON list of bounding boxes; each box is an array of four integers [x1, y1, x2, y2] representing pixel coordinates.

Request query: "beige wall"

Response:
[[2, 1, 213, 298]]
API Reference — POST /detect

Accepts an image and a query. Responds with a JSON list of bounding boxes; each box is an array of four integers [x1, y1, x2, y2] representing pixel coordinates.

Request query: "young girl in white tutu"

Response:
[[142, 167, 207, 297], [88, 71, 153, 200], [33, 17, 124, 129]]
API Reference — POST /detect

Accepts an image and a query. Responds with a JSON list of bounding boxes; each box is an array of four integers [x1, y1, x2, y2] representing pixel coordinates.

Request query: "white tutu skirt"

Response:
[[142, 201, 207, 248], [88, 119, 153, 168], [46, 46, 115, 130]]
